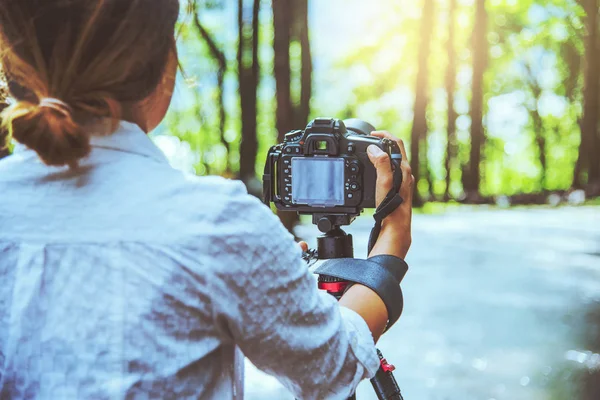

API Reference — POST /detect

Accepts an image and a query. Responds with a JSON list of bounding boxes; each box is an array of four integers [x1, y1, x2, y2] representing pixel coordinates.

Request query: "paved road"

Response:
[[244, 206, 600, 400]]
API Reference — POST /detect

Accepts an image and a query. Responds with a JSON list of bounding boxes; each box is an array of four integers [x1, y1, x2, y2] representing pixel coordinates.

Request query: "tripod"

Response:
[[311, 214, 404, 400]]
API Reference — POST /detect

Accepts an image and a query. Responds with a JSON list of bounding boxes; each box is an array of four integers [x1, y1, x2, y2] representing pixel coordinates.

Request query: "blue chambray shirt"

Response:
[[0, 121, 379, 400]]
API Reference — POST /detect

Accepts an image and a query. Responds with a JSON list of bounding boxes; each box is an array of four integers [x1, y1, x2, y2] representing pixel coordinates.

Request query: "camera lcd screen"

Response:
[[291, 157, 345, 206]]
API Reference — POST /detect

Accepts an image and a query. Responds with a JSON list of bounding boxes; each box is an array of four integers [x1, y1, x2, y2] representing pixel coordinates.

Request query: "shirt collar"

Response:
[[13, 119, 169, 164], [89, 120, 168, 164]]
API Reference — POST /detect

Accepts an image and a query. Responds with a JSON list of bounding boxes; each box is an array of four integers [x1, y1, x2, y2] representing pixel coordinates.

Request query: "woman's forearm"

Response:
[[339, 284, 388, 342], [339, 227, 410, 342]]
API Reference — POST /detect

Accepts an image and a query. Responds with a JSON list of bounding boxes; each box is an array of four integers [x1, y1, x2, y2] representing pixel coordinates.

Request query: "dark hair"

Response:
[[0, 0, 180, 167]]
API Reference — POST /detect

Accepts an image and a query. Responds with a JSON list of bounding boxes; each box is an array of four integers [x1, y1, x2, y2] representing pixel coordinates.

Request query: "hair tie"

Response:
[[39, 97, 73, 118]]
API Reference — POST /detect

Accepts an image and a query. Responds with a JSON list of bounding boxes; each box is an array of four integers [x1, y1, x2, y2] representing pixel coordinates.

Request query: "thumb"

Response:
[[368, 145, 393, 204]]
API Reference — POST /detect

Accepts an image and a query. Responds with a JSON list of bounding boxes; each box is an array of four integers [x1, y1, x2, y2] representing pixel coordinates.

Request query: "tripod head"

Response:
[[311, 213, 356, 260]]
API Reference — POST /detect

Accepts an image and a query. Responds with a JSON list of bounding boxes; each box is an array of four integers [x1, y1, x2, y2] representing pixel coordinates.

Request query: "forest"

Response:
[[0, 3, 599, 399], [1, 0, 600, 207], [159, 0, 600, 210]]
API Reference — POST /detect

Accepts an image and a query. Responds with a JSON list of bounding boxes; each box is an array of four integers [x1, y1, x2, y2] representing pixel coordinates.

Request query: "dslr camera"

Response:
[[263, 118, 401, 226]]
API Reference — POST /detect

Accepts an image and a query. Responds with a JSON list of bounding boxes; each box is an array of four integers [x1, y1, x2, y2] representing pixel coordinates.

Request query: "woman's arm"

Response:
[[339, 132, 414, 342], [207, 192, 380, 399], [211, 232, 379, 398], [206, 131, 413, 397]]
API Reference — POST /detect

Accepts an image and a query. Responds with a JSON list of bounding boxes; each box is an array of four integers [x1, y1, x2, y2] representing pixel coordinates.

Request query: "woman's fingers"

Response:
[[298, 241, 309, 252], [370, 131, 413, 203], [371, 131, 408, 162]]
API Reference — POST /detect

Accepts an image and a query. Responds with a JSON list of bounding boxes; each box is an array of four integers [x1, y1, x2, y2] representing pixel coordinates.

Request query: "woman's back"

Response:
[[0, 120, 382, 400], [0, 121, 256, 398]]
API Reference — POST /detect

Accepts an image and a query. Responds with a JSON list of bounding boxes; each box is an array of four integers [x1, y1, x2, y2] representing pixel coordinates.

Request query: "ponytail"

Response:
[[1, 97, 89, 168]]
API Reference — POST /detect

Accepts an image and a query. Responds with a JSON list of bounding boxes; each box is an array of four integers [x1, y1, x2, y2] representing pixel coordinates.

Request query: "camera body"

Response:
[[263, 118, 401, 218]]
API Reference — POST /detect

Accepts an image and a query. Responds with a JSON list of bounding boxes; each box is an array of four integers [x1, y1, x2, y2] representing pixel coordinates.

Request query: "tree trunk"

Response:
[[410, 0, 435, 207], [0, 83, 7, 159], [273, 0, 298, 233], [0, 124, 8, 159], [574, 0, 600, 193], [523, 62, 547, 191], [563, 36, 584, 188], [424, 140, 435, 200], [0, 80, 7, 159], [532, 107, 546, 190], [293, 0, 312, 128], [587, 0, 600, 194], [588, 0, 600, 190], [273, 0, 294, 142], [192, 1, 230, 173], [238, 0, 261, 186], [444, 0, 458, 201], [465, 0, 488, 202]]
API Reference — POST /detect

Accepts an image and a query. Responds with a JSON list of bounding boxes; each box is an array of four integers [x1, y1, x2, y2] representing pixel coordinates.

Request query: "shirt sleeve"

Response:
[[206, 182, 380, 399]]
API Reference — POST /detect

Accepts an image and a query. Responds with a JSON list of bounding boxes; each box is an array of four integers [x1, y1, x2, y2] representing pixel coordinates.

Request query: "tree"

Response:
[[292, 0, 312, 129], [573, 0, 600, 195], [523, 62, 547, 190], [0, 118, 7, 159], [272, 0, 312, 233], [444, 0, 458, 201], [464, 0, 488, 202], [589, 0, 600, 193], [410, 0, 435, 206], [0, 80, 7, 159], [192, 0, 230, 174], [272, 0, 296, 231], [273, 0, 294, 142], [238, 0, 261, 189]]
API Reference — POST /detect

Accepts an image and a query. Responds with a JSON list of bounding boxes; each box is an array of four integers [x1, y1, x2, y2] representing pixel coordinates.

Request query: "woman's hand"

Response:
[[366, 131, 414, 259]]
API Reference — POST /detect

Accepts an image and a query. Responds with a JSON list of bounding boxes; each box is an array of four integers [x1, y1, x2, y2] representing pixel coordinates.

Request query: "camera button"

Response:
[[347, 143, 355, 153], [349, 182, 360, 191], [349, 163, 360, 174], [347, 193, 353, 199]]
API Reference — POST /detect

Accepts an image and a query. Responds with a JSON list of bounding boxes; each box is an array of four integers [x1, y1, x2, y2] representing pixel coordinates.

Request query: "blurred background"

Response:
[[156, 0, 600, 208], [2, 0, 599, 399]]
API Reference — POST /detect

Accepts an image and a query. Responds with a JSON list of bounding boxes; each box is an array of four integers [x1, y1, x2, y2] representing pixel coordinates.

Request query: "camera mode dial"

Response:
[[284, 130, 303, 143]]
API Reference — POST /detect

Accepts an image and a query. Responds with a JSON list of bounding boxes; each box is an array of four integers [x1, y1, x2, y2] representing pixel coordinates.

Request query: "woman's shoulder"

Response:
[[179, 173, 259, 213], [170, 173, 289, 242], [182, 173, 248, 196]]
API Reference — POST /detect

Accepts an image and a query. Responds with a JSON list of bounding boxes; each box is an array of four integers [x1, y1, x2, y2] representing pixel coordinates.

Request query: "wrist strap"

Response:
[[368, 152, 404, 254], [314, 255, 409, 330]]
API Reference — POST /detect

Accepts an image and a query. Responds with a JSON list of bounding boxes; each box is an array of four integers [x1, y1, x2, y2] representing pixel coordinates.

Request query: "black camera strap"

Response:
[[367, 154, 404, 254], [314, 255, 408, 330]]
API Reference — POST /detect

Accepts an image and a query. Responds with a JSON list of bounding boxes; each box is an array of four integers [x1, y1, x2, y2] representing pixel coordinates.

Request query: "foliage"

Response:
[[160, 0, 597, 202], [334, 0, 587, 198]]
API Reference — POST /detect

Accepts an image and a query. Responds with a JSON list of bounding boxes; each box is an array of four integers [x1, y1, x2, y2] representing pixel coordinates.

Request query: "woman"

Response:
[[0, 1, 414, 399]]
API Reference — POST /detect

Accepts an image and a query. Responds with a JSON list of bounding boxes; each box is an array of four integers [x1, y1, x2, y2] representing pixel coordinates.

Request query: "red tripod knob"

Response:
[[380, 358, 396, 373]]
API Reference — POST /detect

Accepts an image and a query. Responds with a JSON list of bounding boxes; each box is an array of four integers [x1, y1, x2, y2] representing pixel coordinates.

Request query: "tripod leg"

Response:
[[370, 349, 404, 400]]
